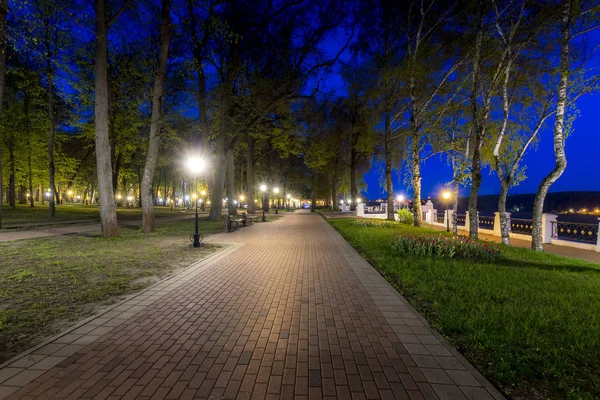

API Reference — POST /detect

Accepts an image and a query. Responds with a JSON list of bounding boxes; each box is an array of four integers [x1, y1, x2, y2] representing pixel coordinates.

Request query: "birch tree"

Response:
[[531, 0, 600, 251], [401, 0, 462, 227]]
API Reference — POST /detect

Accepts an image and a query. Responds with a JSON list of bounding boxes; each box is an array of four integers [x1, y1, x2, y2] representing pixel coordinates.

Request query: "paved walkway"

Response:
[[0, 211, 502, 400]]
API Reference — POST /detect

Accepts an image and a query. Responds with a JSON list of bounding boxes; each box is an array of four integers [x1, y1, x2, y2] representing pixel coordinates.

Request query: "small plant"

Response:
[[352, 219, 398, 228], [391, 234, 500, 261], [396, 209, 413, 224]]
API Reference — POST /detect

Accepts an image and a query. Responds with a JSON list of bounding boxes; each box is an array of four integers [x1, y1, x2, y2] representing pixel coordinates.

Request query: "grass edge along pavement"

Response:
[[328, 218, 600, 400], [0, 216, 273, 365]]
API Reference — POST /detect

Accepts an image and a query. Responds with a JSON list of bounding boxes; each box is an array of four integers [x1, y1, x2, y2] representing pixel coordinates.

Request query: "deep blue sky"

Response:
[[319, 30, 600, 200]]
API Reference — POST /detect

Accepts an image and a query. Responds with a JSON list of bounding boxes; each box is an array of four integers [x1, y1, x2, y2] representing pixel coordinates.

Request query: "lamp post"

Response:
[[187, 156, 205, 248], [442, 191, 451, 232], [396, 195, 404, 211]]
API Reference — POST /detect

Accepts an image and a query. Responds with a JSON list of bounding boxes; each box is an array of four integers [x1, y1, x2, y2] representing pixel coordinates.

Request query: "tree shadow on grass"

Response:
[[486, 256, 600, 275]]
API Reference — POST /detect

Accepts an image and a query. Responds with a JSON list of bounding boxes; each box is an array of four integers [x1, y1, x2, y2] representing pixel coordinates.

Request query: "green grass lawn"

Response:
[[329, 218, 600, 400], [1, 203, 198, 228], [0, 217, 230, 364]]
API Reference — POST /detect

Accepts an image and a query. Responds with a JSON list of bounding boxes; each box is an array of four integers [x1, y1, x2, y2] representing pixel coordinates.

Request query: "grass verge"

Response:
[[0, 217, 228, 364], [328, 218, 600, 400], [0, 204, 200, 228]]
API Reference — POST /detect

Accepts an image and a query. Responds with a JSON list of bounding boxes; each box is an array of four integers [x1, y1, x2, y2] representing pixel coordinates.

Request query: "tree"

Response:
[[354, 0, 405, 221], [400, 0, 462, 227], [0, 0, 7, 228], [531, 0, 600, 251], [93, 0, 128, 237], [141, 0, 171, 233]]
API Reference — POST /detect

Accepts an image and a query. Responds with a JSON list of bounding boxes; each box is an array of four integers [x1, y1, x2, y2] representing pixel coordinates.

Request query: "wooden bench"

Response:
[[242, 214, 258, 226], [226, 215, 243, 232]]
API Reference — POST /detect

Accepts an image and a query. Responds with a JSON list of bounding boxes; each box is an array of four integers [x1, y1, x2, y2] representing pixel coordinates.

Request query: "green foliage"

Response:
[[396, 209, 413, 224], [8, 269, 36, 282], [391, 234, 500, 261], [352, 218, 398, 228]]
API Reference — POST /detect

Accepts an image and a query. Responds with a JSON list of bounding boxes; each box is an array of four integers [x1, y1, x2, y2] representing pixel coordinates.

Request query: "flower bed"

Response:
[[352, 219, 399, 228], [392, 234, 500, 261]]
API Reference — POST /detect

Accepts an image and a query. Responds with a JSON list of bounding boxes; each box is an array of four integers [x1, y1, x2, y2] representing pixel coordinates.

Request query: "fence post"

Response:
[[596, 218, 600, 253], [493, 212, 510, 237], [357, 203, 365, 217], [542, 213, 557, 244], [493, 212, 501, 237], [465, 212, 470, 233]]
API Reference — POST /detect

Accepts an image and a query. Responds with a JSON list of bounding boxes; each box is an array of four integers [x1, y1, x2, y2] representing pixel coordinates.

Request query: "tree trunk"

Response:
[[239, 153, 244, 195], [411, 131, 422, 227], [247, 135, 255, 214], [350, 147, 357, 210], [24, 92, 34, 207], [330, 168, 338, 212], [8, 144, 14, 209], [94, 0, 119, 237], [141, 0, 170, 233], [209, 133, 226, 221], [48, 68, 57, 217], [310, 172, 317, 212], [497, 181, 510, 245], [452, 182, 459, 236], [209, 0, 238, 221], [0, 0, 6, 228], [226, 146, 237, 215], [468, 3, 485, 239], [384, 112, 394, 221], [112, 153, 121, 194], [531, 0, 571, 251]]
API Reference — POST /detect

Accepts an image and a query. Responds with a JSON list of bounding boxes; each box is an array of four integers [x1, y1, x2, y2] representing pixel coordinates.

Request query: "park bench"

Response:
[[226, 215, 243, 232], [242, 213, 258, 226]]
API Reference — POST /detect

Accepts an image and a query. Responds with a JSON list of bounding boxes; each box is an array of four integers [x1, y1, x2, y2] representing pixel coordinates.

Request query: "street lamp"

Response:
[[396, 194, 404, 211], [442, 191, 451, 232], [187, 155, 206, 248]]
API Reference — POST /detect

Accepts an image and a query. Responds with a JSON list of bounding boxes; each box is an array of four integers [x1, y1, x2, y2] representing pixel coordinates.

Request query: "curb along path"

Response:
[[0, 211, 503, 399]]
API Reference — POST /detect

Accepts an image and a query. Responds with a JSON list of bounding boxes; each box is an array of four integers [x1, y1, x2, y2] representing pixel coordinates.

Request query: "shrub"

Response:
[[396, 209, 413, 224], [352, 219, 398, 228], [391, 234, 500, 261]]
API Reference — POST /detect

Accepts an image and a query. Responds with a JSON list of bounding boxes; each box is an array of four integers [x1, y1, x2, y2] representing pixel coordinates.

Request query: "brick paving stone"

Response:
[[0, 212, 503, 399]]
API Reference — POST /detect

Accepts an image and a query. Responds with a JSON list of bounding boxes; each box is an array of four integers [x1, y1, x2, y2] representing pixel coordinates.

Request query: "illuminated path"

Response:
[[0, 211, 502, 400]]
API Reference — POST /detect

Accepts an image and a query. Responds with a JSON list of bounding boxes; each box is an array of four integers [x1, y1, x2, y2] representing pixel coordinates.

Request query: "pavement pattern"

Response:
[[0, 211, 503, 400]]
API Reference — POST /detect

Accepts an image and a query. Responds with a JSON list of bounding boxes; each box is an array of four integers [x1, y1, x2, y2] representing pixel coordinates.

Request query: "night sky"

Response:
[[320, 29, 600, 200]]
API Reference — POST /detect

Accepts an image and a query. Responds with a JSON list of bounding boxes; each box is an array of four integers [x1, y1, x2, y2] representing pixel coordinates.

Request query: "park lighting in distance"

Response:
[[186, 156, 205, 175]]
